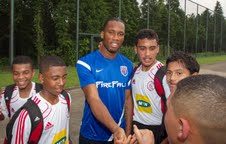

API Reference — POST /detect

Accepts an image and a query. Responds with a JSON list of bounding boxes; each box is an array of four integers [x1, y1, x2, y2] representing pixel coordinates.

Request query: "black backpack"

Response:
[[4, 84, 70, 144], [3, 83, 43, 118]]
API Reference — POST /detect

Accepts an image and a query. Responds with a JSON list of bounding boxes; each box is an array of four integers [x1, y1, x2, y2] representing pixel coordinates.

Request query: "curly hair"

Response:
[[166, 51, 200, 74]]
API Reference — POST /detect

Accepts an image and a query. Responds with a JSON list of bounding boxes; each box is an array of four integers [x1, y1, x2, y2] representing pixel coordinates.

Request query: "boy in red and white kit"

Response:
[[8, 56, 71, 144], [0, 56, 38, 120]]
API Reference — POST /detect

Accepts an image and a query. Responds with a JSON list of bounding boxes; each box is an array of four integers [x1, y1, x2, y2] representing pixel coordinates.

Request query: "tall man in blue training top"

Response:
[[76, 17, 133, 143]]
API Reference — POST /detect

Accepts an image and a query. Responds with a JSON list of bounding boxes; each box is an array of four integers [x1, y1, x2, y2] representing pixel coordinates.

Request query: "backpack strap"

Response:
[[132, 63, 141, 78], [154, 66, 168, 143], [4, 83, 42, 118], [35, 83, 43, 93], [5, 89, 69, 144], [5, 99, 44, 144], [154, 66, 166, 113], [61, 90, 71, 112], [4, 84, 16, 118]]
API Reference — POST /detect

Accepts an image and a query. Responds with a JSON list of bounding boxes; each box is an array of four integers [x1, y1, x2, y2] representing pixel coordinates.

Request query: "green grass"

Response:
[[0, 66, 79, 90], [196, 55, 226, 65], [1, 55, 226, 89]]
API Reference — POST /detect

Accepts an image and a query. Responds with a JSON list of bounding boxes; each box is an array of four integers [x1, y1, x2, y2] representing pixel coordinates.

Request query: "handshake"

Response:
[[114, 125, 158, 144]]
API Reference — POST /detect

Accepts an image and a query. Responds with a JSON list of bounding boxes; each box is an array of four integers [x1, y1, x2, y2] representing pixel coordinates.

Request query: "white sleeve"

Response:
[[0, 92, 9, 119], [163, 76, 171, 98], [11, 109, 31, 144]]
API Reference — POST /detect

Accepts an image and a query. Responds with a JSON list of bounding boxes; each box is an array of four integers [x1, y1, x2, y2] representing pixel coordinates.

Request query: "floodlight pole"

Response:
[[10, 0, 14, 64], [76, 0, 79, 61]]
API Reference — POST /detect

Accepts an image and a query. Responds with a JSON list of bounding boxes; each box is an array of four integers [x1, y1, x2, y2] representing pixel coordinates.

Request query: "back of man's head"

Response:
[[173, 74, 226, 143]]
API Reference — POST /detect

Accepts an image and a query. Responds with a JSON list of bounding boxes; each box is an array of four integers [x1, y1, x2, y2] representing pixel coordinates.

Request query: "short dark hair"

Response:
[[12, 56, 33, 69], [102, 17, 125, 31], [173, 74, 226, 142], [166, 51, 200, 74], [39, 56, 66, 74], [135, 29, 159, 46]]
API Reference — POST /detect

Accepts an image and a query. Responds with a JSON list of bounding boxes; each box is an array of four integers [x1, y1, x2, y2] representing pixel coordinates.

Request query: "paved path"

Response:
[[1, 61, 226, 144]]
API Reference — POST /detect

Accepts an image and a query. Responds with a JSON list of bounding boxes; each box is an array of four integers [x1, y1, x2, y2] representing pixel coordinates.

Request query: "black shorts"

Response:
[[79, 134, 113, 144], [132, 121, 167, 144]]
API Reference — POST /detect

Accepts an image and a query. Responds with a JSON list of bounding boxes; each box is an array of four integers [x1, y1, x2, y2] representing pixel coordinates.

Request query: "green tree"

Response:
[[52, 0, 76, 65], [0, 0, 10, 58], [214, 1, 224, 52], [166, 0, 185, 52], [33, 0, 44, 64]]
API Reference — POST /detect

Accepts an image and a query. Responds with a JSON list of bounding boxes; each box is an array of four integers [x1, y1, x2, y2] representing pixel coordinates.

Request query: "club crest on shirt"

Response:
[[147, 81, 154, 91], [120, 66, 128, 76]]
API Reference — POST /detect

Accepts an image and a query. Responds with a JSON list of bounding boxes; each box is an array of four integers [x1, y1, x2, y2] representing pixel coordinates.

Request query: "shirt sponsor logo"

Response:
[[136, 94, 152, 113], [52, 129, 67, 144], [120, 66, 128, 76], [96, 81, 126, 88], [137, 100, 151, 107]]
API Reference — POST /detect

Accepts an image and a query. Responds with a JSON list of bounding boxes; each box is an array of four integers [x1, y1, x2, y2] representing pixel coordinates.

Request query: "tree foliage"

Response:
[[0, 0, 226, 65]]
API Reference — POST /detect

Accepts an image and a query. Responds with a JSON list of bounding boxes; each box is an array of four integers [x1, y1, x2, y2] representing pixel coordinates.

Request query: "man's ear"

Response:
[[156, 45, 160, 54], [177, 118, 190, 142], [191, 72, 198, 76], [134, 46, 137, 54], [100, 31, 104, 39], [32, 69, 35, 77], [38, 73, 44, 84]]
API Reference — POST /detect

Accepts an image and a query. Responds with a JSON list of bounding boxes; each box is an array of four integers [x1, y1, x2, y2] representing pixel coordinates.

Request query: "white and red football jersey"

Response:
[[11, 93, 71, 144], [132, 61, 170, 125], [0, 82, 37, 119]]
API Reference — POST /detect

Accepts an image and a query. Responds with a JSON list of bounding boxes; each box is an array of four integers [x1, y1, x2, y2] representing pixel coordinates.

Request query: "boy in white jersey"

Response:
[[0, 56, 37, 120], [131, 29, 170, 144], [7, 56, 72, 144], [122, 51, 200, 144]]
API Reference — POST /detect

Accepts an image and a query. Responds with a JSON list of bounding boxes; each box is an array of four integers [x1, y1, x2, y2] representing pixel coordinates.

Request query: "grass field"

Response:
[[1, 55, 226, 89]]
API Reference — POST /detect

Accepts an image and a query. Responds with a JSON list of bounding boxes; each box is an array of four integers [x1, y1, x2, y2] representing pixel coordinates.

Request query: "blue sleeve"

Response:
[[126, 61, 134, 90], [76, 60, 96, 88]]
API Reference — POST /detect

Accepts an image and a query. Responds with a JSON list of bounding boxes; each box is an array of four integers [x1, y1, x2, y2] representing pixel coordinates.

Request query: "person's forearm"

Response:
[[82, 84, 121, 133], [89, 99, 119, 133], [125, 90, 133, 136]]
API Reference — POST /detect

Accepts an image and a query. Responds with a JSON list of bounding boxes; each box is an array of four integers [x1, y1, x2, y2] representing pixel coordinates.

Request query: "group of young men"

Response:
[[76, 17, 226, 144], [0, 17, 225, 144], [0, 56, 72, 143]]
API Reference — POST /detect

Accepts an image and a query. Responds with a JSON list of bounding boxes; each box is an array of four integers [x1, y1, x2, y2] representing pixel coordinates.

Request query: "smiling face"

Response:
[[100, 20, 125, 56], [135, 38, 159, 71], [166, 61, 191, 92], [39, 66, 67, 97], [12, 63, 34, 90]]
